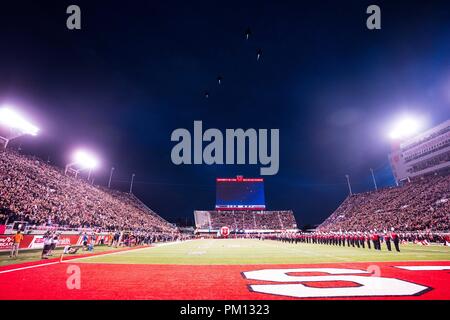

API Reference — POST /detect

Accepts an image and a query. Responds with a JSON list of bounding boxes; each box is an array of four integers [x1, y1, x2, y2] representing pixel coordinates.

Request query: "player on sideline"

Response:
[[9, 230, 23, 258], [41, 232, 52, 259]]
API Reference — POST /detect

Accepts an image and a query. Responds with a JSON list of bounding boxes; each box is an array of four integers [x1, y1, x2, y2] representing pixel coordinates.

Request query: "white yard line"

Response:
[[155, 240, 192, 247]]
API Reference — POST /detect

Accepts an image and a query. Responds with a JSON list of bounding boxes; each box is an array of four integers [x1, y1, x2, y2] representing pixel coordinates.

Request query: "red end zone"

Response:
[[0, 260, 449, 300]]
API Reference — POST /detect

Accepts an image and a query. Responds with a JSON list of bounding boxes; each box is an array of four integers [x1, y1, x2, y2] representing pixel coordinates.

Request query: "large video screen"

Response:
[[215, 177, 266, 210]]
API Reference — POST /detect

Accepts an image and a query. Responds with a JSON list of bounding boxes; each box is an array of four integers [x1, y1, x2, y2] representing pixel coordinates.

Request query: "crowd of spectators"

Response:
[[397, 231, 450, 244], [0, 150, 179, 236], [197, 210, 297, 230], [318, 173, 450, 232]]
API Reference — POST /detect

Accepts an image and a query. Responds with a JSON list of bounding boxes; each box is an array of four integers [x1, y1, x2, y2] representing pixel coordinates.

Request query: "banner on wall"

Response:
[[0, 234, 83, 251]]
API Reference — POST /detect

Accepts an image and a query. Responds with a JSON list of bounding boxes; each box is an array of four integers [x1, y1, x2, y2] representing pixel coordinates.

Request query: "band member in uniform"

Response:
[[372, 229, 381, 250], [366, 231, 371, 249], [359, 232, 365, 248], [391, 227, 400, 252], [354, 233, 360, 248], [384, 231, 392, 251]]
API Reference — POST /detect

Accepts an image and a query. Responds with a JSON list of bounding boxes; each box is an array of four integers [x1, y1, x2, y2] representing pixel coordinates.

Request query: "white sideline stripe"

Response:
[[62, 246, 155, 262], [63, 240, 191, 262], [395, 266, 450, 271], [0, 261, 60, 274], [0, 241, 190, 273]]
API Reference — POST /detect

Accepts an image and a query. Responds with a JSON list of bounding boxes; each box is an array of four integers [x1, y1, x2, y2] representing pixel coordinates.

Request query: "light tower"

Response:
[[387, 115, 424, 186], [388, 116, 422, 140], [65, 149, 99, 180], [0, 107, 39, 149]]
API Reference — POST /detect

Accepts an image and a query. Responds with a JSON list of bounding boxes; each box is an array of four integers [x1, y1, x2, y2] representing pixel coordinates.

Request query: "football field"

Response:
[[0, 239, 449, 300], [74, 238, 450, 264]]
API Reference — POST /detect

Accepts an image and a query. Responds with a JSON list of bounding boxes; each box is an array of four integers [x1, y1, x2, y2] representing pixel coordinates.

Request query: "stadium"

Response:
[[0, 0, 449, 307], [0, 121, 449, 300]]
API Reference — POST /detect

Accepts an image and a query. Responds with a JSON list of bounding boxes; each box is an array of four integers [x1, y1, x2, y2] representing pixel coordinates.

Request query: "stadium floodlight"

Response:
[[0, 107, 39, 148], [73, 150, 99, 169], [388, 116, 422, 140], [65, 149, 100, 180]]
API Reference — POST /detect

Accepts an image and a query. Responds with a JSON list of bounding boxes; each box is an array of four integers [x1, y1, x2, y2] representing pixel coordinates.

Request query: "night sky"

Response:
[[216, 181, 265, 207], [0, 1, 449, 226]]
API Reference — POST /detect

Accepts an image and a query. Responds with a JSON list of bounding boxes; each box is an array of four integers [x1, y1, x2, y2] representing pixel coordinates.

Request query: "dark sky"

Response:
[[216, 181, 265, 207], [0, 0, 449, 226]]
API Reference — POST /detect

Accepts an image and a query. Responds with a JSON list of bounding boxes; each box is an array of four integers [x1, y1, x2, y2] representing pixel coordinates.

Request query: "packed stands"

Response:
[[0, 149, 178, 235], [318, 174, 450, 232], [194, 210, 297, 230]]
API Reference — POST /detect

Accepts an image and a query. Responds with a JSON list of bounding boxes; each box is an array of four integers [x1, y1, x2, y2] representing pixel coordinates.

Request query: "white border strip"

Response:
[[395, 266, 450, 271], [0, 241, 191, 273], [0, 261, 60, 274], [63, 246, 153, 262]]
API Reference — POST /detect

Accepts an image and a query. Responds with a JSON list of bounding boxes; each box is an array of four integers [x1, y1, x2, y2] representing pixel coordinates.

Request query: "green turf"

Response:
[[71, 239, 450, 265], [0, 245, 124, 267]]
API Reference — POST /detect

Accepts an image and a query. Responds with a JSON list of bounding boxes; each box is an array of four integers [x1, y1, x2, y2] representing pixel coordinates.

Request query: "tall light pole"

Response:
[[108, 167, 115, 188], [370, 168, 378, 191], [129, 173, 135, 194], [345, 174, 353, 196]]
